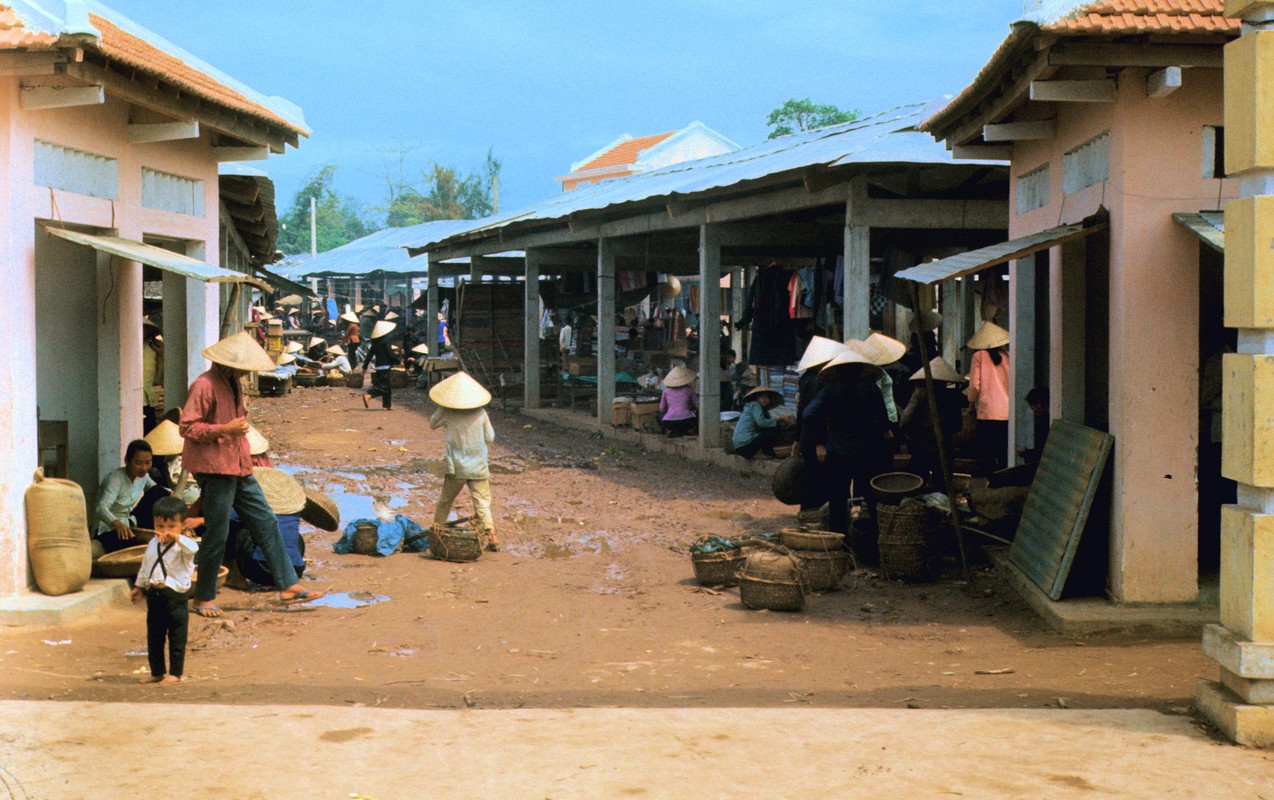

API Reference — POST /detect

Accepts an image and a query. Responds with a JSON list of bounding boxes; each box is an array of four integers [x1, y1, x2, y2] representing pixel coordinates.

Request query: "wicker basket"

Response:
[[390, 368, 409, 389], [779, 527, 845, 553], [876, 503, 940, 582], [185, 565, 229, 597], [739, 548, 805, 611], [796, 504, 829, 529], [91, 544, 148, 578], [352, 522, 380, 555], [870, 472, 925, 505], [690, 549, 747, 587], [294, 372, 319, 388], [431, 525, 483, 562], [345, 370, 365, 389], [798, 550, 852, 592], [300, 489, 340, 532]]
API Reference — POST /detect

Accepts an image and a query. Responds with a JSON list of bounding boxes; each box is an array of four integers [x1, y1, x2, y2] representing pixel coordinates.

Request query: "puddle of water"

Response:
[[505, 530, 619, 560], [324, 483, 379, 522], [331, 470, 367, 481], [387, 494, 409, 509], [275, 465, 315, 476], [305, 591, 389, 609], [124, 651, 148, 657]]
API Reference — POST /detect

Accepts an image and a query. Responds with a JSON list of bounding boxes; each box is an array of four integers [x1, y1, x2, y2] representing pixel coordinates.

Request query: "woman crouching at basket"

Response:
[[429, 371, 500, 552]]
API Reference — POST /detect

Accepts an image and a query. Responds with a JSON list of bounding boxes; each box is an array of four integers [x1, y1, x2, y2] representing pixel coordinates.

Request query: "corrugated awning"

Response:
[[895, 221, 1107, 285], [1173, 211, 1224, 253], [252, 264, 317, 299], [44, 227, 270, 290]]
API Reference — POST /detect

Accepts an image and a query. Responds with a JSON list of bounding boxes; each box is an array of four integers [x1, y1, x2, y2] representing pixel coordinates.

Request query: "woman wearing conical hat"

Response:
[[360, 319, 400, 410], [178, 332, 324, 615], [429, 371, 500, 552], [659, 365, 699, 438], [965, 321, 1011, 475]]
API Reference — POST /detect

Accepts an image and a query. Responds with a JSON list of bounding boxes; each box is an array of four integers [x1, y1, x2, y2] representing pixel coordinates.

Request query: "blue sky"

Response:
[[103, 0, 1025, 221]]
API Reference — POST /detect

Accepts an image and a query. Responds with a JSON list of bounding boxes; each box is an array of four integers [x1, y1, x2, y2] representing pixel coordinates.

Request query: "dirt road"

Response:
[[0, 385, 1215, 716]]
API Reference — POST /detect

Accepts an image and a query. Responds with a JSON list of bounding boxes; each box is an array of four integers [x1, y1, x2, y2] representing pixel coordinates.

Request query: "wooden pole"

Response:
[[912, 282, 969, 574]]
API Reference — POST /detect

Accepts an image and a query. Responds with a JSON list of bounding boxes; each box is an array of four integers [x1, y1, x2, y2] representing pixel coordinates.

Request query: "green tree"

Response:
[[276, 164, 379, 255], [383, 156, 502, 226], [766, 98, 859, 139]]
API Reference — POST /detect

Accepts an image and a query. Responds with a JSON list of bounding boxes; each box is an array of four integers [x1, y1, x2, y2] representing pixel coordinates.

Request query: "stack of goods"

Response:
[[739, 542, 805, 612], [688, 535, 748, 587], [780, 527, 851, 592]]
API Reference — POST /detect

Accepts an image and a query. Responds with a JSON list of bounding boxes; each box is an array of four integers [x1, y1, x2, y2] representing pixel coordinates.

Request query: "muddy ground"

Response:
[[0, 384, 1215, 715]]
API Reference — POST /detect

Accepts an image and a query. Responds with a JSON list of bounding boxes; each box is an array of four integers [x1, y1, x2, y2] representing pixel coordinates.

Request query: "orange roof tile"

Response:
[[1043, 0, 1239, 33], [575, 131, 678, 173], [0, 6, 55, 47], [87, 13, 306, 136]]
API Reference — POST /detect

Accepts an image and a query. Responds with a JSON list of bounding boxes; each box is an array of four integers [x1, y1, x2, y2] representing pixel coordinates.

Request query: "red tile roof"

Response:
[[1044, 0, 1239, 33], [575, 131, 678, 173], [0, 6, 55, 47], [87, 13, 307, 136]]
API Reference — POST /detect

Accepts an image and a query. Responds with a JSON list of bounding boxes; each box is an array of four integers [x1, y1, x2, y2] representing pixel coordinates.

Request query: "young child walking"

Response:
[[130, 496, 198, 686], [428, 371, 499, 552]]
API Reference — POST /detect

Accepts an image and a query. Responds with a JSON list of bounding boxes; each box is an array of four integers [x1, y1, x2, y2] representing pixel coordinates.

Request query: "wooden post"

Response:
[[524, 249, 542, 409], [426, 271, 439, 355], [844, 176, 871, 339], [698, 225, 722, 450], [597, 239, 616, 427]]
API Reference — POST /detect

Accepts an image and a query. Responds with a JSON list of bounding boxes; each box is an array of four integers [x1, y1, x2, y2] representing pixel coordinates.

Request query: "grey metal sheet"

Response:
[[44, 226, 270, 289], [895, 222, 1103, 285], [276, 219, 478, 278], [405, 100, 1006, 255], [252, 264, 316, 299], [1173, 211, 1225, 253], [1009, 419, 1114, 601]]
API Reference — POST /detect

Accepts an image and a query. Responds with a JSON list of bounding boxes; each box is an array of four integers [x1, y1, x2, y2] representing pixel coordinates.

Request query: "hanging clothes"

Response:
[[739, 264, 799, 367]]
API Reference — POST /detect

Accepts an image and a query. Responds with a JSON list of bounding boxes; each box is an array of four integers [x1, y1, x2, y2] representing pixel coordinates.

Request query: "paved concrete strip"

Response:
[[0, 702, 1269, 798]]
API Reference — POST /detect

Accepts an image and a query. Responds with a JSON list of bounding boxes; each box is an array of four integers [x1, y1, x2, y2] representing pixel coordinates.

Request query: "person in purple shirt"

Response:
[[659, 365, 699, 437]]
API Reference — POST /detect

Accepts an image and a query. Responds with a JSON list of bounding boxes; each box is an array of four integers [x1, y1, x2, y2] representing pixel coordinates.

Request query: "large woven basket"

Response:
[[185, 565, 229, 597], [300, 489, 340, 532], [739, 548, 805, 611], [431, 525, 483, 562], [771, 456, 806, 506], [876, 503, 940, 582], [345, 370, 365, 389], [779, 527, 844, 553], [798, 550, 852, 592], [92, 544, 148, 578], [870, 472, 925, 505], [691, 549, 747, 587], [352, 523, 380, 555], [294, 372, 319, 388]]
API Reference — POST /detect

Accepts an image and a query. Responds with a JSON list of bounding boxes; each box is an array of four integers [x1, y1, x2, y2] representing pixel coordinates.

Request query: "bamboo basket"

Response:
[[345, 370, 365, 389], [92, 544, 148, 578], [430, 524, 483, 562], [352, 522, 380, 555], [739, 545, 805, 611], [876, 503, 940, 582], [294, 372, 319, 388], [779, 527, 844, 553], [690, 549, 747, 587], [798, 550, 852, 592], [185, 565, 229, 596]]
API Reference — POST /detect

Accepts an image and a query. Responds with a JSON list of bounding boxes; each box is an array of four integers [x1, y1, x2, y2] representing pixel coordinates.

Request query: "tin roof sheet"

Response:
[[275, 219, 480, 279], [409, 100, 999, 254], [1173, 210, 1224, 252], [44, 226, 270, 288]]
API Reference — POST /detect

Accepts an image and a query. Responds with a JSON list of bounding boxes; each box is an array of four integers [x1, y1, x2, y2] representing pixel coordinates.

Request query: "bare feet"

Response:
[[157, 675, 184, 686], [139, 675, 163, 684], [278, 584, 325, 603]]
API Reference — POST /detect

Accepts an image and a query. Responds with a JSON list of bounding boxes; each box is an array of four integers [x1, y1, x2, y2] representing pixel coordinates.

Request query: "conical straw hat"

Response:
[[371, 320, 397, 339], [285, 341, 304, 354], [823, 343, 872, 369], [967, 321, 1010, 350], [429, 370, 492, 410], [327, 344, 346, 356], [796, 336, 843, 372], [910, 357, 962, 383], [246, 424, 269, 455], [300, 488, 340, 532], [339, 311, 359, 324], [276, 353, 296, 366], [663, 365, 697, 388], [411, 343, 430, 355], [743, 386, 783, 406], [253, 467, 306, 515], [851, 332, 906, 367], [144, 420, 185, 457], [385, 311, 400, 321], [308, 336, 327, 350], [202, 331, 278, 372]]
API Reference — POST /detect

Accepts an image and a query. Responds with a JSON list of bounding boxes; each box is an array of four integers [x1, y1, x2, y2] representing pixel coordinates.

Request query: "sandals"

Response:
[[192, 604, 223, 618], [280, 588, 325, 604]]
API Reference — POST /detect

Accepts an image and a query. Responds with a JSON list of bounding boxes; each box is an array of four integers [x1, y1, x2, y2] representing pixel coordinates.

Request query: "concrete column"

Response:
[[1050, 242, 1086, 423], [524, 250, 542, 409], [1197, 3, 1274, 746], [471, 255, 486, 283], [596, 240, 617, 426], [0, 222, 39, 595], [941, 279, 961, 366], [843, 176, 871, 339], [162, 272, 189, 408], [1009, 255, 1036, 464], [97, 254, 143, 478], [698, 225, 722, 450]]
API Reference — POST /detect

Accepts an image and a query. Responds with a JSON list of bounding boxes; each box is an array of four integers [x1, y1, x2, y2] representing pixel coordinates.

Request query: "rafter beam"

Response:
[[1048, 43, 1223, 69], [1029, 79, 1116, 103], [128, 120, 199, 144], [19, 83, 103, 109], [1148, 66, 1183, 98], [213, 146, 268, 163], [947, 50, 1057, 146], [984, 120, 1055, 142], [859, 198, 1007, 230], [952, 144, 1013, 161]]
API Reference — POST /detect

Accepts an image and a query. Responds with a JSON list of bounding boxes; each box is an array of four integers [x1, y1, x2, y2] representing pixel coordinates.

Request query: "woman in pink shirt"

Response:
[[659, 365, 699, 437], [965, 321, 1011, 474]]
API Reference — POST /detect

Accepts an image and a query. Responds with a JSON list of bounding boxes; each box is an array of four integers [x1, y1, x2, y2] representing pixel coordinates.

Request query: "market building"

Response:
[[0, 0, 307, 617]]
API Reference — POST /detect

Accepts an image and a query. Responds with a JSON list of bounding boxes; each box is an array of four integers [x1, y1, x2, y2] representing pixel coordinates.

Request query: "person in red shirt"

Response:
[[179, 332, 324, 617]]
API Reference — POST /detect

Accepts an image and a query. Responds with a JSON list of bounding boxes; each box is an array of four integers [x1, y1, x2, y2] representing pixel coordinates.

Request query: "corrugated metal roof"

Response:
[[894, 222, 1105, 285], [275, 219, 479, 279], [1173, 211, 1224, 253], [44, 226, 270, 289], [408, 100, 1001, 254]]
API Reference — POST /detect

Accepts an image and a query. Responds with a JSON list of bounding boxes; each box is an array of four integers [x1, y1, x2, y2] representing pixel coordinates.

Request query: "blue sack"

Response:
[[334, 515, 427, 556]]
